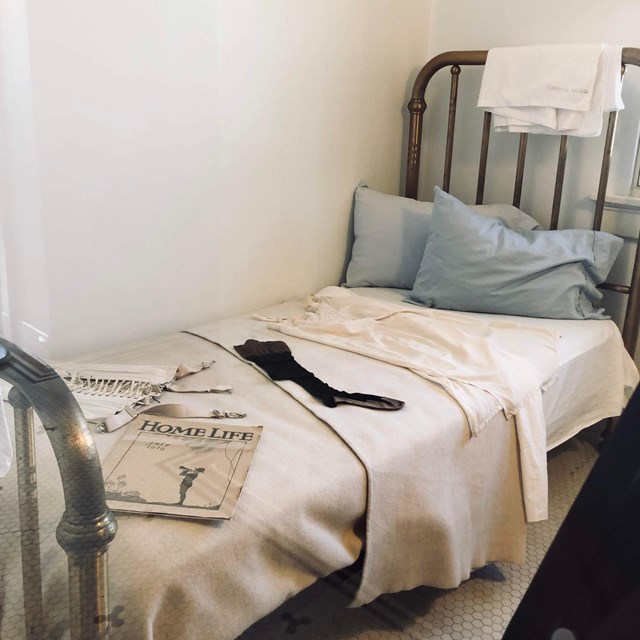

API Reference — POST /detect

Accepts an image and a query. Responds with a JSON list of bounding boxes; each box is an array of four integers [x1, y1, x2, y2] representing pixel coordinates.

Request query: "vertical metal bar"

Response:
[[405, 50, 489, 199], [68, 551, 111, 640], [513, 133, 528, 208], [593, 111, 619, 231], [406, 97, 427, 199], [622, 231, 640, 357], [443, 65, 461, 192], [476, 111, 492, 204], [10, 389, 45, 640], [550, 135, 569, 230], [618, 60, 638, 358]]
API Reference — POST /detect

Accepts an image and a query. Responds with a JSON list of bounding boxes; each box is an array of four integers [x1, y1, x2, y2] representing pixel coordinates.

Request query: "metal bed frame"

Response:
[[0, 338, 117, 639], [405, 47, 640, 358], [2, 47, 640, 640]]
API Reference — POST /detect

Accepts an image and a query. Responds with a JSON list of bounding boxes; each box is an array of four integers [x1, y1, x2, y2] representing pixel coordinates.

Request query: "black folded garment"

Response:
[[234, 339, 404, 411]]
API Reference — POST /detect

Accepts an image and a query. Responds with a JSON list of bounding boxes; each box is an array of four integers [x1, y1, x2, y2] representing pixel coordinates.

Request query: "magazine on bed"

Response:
[[101, 415, 262, 520]]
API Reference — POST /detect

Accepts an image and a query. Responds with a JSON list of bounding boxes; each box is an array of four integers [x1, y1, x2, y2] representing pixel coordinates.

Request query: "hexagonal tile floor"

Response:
[[239, 428, 600, 640]]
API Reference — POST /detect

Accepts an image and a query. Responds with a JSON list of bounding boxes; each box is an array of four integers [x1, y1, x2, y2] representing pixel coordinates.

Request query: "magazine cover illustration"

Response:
[[101, 415, 262, 520]]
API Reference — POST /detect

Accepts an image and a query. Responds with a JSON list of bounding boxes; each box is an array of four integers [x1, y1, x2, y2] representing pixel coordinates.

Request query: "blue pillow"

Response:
[[345, 186, 434, 289], [345, 185, 541, 289], [408, 187, 623, 319]]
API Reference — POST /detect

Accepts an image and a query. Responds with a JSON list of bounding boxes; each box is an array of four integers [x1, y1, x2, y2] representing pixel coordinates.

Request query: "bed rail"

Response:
[[405, 47, 640, 358], [0, 338, 117, 640]]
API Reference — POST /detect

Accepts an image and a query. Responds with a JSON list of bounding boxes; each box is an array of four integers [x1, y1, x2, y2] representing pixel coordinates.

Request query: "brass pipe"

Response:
[[443, 65, 461, 193], [550, 136, 569, 230], [10, 390, 45, 640], [406, 97, 426, 199], [513, 133, 528, 208], [476, 111, 492, 205], [594, 111, 619, 231], [598, 282, 631, 294], [69, 550, 111, 639]]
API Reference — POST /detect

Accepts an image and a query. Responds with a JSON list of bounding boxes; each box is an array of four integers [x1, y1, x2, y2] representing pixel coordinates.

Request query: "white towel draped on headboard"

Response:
[[477, 44, 624, 137]]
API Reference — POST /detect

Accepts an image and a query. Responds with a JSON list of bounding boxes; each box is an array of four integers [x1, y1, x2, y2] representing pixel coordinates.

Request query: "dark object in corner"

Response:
[[503, 384, 640, 640]]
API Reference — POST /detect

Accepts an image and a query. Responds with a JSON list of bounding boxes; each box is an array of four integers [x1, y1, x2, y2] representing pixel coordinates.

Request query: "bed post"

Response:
[[0, 339, 117, 639], [406, 95, 427, 199], [405, 50, 488, 200], [9, 387, 45, 639]]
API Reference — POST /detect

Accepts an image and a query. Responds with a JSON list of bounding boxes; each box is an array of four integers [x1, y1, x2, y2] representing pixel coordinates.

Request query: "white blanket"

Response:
[[478, 44, 624, 136], [254, 287, 559, 523], [194, 288, 561, 605]]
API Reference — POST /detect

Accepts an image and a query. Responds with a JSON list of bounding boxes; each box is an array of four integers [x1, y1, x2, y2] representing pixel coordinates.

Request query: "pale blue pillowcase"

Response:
[[408, 187, 623, 319], [345, 186, 434, 289], [345, 185, 541, 289]]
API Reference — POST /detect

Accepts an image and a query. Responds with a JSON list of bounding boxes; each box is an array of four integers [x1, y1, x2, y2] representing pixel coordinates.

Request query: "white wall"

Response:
[[428, 0, 640, 53], [0, 0, 51, 355], [418, 0, 640, 342], [0, 0, 433, 359]]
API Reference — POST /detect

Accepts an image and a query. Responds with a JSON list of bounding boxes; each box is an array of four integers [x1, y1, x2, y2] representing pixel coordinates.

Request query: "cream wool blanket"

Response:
[[260, 286, 559, 523], [194, 288, 560, 605]]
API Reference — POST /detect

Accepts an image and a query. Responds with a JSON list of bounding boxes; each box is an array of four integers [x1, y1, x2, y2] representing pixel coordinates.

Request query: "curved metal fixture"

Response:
[[0, 337, 117, 639]]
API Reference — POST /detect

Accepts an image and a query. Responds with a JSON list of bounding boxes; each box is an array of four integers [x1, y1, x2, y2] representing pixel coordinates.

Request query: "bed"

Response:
[[1, 47, 640, 640]]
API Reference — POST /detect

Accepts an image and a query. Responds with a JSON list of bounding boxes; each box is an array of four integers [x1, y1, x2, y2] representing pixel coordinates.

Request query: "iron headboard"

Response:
[[404, 47, 640, 358]]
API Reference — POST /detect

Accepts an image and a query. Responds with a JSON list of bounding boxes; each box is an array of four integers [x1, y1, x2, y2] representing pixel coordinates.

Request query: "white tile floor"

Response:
[[240, 430, 600, 640]]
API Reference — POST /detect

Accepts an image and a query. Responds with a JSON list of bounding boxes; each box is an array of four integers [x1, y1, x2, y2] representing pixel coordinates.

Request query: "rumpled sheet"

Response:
[[252, 286, 559, 523], [193, 288, 561, 605], [266, 287, 558, 433]]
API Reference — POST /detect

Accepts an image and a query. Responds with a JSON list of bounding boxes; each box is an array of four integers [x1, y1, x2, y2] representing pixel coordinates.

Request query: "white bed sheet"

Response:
[[350, 287, 639, 449]]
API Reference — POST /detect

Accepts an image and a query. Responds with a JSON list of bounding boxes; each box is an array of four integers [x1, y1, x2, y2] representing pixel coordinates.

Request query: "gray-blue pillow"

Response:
[[345, 185, 541, 289], [408, 187, 623, 319], [345, 187, 434, 289]]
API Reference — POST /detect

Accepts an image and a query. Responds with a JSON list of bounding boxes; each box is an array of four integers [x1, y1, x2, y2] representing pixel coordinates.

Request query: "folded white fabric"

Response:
[[478, 44, 624, 137]]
